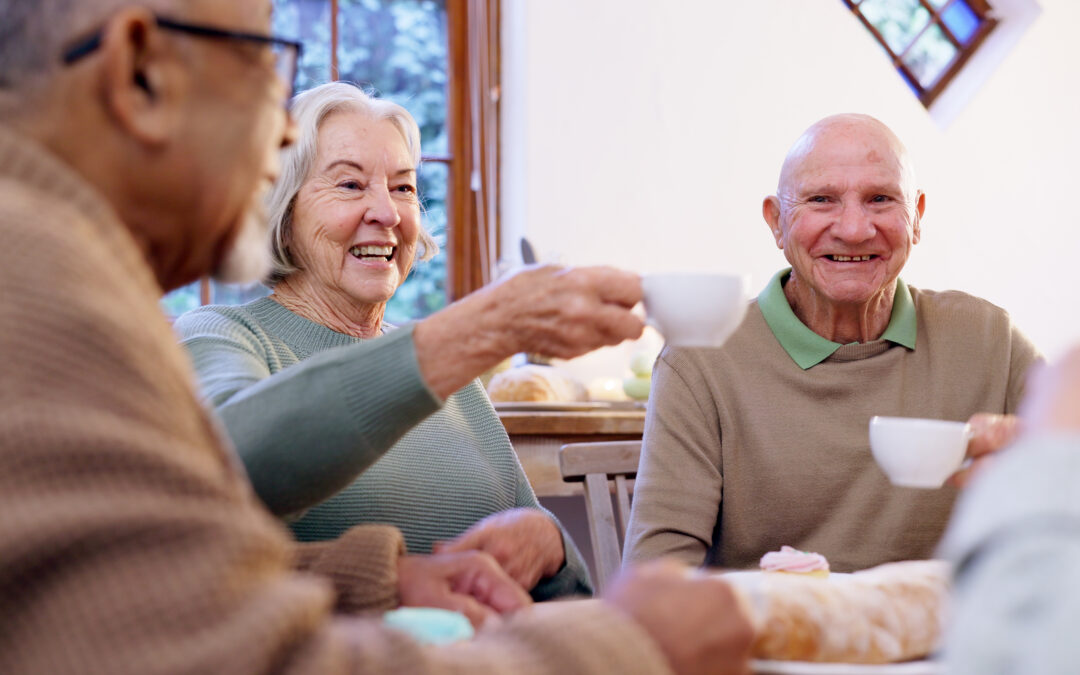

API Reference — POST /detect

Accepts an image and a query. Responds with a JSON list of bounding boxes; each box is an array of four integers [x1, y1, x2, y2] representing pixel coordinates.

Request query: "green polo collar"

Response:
[[757, 268, 917, 370]]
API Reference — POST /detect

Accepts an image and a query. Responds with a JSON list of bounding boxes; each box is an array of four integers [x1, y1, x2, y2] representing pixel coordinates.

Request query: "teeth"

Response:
[[350, 245, 394, 259], [831, 255, 872, 262]]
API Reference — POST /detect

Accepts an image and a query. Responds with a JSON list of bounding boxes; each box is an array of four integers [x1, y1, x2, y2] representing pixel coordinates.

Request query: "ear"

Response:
[[97, 8, 180, 146], [911, 190, 925, 245], [763, 196, 784, 248]]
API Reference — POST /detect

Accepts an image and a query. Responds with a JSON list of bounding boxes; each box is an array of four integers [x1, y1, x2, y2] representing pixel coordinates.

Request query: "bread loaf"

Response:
[[724, 560, 950, 664], [486, 365, 588, 403]]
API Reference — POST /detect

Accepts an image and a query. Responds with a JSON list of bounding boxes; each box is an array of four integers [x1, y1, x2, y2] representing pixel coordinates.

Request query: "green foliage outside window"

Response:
[[163, 0, 449, 323]]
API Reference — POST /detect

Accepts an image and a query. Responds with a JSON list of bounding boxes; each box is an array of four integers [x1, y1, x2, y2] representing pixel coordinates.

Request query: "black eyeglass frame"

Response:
[[61, 15, 304, 100]]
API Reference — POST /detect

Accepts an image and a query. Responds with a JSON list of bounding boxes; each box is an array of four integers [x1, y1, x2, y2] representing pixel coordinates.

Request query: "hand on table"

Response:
[[604, 559, 755, 675], [397, 551, 532, 629], [434, 508, 565, 591], [948, 413, 1023, 488]]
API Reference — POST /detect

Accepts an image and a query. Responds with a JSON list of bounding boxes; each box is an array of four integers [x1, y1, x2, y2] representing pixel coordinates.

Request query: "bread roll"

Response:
[[486, 365, 588, 403], [724, 560, 950, 664]]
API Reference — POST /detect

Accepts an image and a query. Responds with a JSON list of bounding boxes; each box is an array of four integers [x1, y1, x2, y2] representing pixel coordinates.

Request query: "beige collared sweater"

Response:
[[624, 289, 1041, 573], [0, 124, 672, 675]]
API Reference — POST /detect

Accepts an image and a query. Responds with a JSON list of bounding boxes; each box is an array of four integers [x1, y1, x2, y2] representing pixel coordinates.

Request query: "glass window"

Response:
[[164, 0, 458, 322], [842, 0, 998, 107]]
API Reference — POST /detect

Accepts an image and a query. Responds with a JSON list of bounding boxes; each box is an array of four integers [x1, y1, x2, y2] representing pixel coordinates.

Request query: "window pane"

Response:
[[859, 0, 931, 54], [942, 0, 980, 44], [160, 281, 202, 318], [337, 0, 449, 157], [273, 0, 332, 89], [211, 280, 271, 306], [385, 160, 448, 324], [903, 23, 958, 88], [338, 0, 450, 322]]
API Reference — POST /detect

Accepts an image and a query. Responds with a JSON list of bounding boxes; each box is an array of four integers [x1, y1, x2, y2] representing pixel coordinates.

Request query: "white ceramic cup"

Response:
[[641, 273, 749, 347], [868, 416, 973, 488]]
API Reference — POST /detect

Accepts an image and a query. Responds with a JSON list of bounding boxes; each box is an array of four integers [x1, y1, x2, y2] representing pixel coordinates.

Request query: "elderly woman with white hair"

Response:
[[175, 81, 591, 599]]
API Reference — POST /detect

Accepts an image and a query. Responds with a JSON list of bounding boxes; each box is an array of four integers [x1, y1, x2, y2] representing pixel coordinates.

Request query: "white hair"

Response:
[[265, 81, 438, 284]]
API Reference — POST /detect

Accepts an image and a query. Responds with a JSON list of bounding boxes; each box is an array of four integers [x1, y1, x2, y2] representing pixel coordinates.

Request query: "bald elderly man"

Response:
[[0, 0, 753, 673], [625, 114, 1041, 573]]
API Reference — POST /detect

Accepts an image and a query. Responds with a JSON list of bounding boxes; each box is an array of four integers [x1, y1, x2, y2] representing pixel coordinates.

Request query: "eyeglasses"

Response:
[[62, 15, 304, 104]]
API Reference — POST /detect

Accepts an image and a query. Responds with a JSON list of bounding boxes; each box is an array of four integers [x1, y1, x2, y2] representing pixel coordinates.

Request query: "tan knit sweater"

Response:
[[0, 125, 672, 674], [625, 286, 1040, 573]]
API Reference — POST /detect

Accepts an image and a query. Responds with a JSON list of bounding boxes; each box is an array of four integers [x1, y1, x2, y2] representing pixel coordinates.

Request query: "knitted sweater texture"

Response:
[[625, 287, 1040, 572], [175, 298, 591, 599], [0, 124, 669, 675]]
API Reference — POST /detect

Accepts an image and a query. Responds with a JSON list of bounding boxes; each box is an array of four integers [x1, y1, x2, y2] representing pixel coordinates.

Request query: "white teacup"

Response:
[[642, 273, 749, 348], [868, 416, 973, 489]]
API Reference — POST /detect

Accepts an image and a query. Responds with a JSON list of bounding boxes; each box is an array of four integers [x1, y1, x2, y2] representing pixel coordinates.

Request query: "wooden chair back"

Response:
[[558, 440, 642, 593]]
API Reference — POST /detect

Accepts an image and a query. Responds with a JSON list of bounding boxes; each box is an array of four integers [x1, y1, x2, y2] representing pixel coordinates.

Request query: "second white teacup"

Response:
[[868, 416, 972, 489], [642, 273, 749, 348]]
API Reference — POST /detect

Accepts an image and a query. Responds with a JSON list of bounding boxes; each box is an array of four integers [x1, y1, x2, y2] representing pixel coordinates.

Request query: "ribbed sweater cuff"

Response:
[[294, 525, 406, 614]]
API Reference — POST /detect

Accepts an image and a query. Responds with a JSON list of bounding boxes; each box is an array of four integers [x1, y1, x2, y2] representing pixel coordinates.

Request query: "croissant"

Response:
[[725, 560, 950, 664]]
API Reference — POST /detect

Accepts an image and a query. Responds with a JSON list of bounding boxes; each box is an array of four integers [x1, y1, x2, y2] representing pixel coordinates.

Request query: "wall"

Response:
[[501, 0, 1080, 366]]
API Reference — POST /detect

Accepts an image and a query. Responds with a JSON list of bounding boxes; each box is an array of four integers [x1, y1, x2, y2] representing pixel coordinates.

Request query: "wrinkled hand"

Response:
[[948, 413, 1023, 488], [434, 508, 565, 591], [604, 559, 755, 675], [487, 265, 645, 359], [397, 551, 532, 629]]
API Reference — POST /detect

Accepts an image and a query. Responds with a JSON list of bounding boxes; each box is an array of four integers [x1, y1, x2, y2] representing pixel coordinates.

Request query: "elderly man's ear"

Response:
[[97, 8, 181, 146], [763, 195, 784, 249], [911, 191, 926, 244]]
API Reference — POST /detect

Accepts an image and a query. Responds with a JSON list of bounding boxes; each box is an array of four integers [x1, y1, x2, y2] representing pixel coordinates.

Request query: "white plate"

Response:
[[492, 400, 646, 412], [753, 660, 942, 675]]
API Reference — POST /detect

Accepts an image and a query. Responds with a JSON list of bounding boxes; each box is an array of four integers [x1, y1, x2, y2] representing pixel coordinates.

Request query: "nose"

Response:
[[834, 199, 875, 243], [363, 184, 401, 229]]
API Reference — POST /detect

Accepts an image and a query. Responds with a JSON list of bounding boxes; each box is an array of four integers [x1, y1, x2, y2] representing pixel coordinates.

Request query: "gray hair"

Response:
[[0, 0, 169, 92], [266, 81, 439, 285]]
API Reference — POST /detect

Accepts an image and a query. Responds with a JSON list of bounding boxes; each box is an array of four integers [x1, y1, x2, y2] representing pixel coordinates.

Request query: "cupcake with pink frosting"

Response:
[[759, 545, 830, 578]]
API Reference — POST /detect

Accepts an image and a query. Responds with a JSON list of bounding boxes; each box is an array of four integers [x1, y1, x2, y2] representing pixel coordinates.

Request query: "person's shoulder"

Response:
[[909, 286, 1014, 326], [173, 299, 271, 341]]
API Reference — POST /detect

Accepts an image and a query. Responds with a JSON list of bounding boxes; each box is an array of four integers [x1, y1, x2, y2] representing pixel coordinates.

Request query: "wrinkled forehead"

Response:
[[779, 121, 918, 199]]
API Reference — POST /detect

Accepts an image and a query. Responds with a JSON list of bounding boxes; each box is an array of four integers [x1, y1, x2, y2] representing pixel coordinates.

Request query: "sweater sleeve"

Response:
[[329, 601, 675, 675], [293, 525, 406, 614], [940, 433, 1080, 674], [175, 309, 442, 517], [1005, 317, 1044, 414], [623, 347, 723, 567], [507, 458, 594, 600]]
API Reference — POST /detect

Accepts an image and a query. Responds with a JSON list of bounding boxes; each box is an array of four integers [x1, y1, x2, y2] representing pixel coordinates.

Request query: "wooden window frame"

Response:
[[196, 0, 499, 306], [843, 0, 998, 108]]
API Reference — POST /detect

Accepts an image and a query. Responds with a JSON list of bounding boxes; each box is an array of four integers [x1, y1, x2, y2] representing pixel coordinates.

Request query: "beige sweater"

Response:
[[624, 287, 1040, 573], [0, 125, 671, 674]]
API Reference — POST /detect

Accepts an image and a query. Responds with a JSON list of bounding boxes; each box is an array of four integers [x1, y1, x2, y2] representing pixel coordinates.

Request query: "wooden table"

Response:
[[498, 409, 646, 497]]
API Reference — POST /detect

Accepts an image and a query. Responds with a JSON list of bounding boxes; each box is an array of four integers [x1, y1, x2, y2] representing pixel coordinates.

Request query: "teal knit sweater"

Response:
[[175, 297, 592, 599]]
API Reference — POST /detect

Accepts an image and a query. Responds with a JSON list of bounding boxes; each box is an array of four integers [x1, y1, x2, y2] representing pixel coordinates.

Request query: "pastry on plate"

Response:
[[486, 364, 588, 403], [725, 559, 951, 664]]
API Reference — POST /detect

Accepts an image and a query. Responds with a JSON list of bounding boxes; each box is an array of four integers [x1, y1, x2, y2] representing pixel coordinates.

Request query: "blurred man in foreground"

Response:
[[0, 0, 752, 673], [942, 347, 1080, 674]]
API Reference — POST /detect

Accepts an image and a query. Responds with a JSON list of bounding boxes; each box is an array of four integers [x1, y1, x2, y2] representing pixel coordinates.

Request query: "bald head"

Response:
[[777, 114, 919, 205]]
